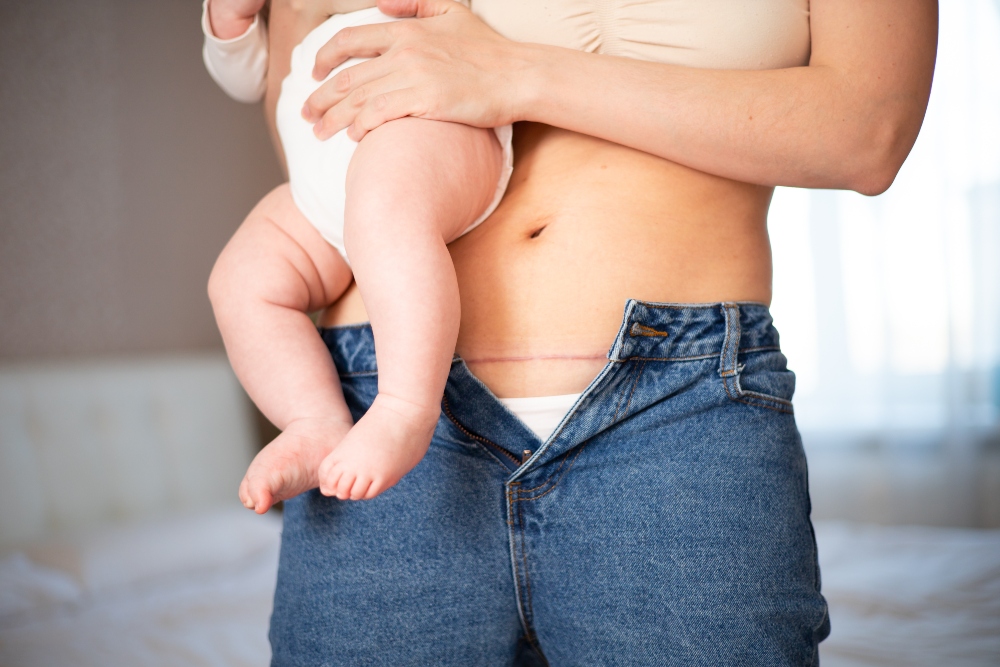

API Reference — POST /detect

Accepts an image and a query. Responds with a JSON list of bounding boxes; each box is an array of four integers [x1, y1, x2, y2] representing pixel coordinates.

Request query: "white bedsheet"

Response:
[[0, 507, 280, 667], [1, 515, 998, 666], [817, 521, 1000, 667]]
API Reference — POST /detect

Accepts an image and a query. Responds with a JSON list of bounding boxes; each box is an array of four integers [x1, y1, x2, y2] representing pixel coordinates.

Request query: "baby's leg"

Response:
[[209, 184, 354, 513], [318, 118, 502, 500]]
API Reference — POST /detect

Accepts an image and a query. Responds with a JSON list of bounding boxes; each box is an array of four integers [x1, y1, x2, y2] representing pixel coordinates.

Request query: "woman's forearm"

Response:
[[304, 0, 936, 195], [518, 0, 937, 195]]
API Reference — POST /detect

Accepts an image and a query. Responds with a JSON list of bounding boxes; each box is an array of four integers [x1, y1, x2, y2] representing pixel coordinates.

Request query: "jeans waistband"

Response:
[[609, 300, 778, 361], [321, 300, 783, 472], [321, 300, 780, 376]]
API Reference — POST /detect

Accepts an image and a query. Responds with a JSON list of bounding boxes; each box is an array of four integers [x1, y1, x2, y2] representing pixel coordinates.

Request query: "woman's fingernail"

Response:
[[301, 104, 312, 121], [313, 123, 326, 139]]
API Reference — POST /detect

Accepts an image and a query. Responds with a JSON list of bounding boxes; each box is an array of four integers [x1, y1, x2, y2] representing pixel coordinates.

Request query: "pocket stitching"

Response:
[[723, 374, 795, 414]]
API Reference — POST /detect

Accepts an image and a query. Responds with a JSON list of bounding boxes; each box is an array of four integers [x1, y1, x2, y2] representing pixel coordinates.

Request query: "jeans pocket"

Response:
[[727, 348, 796, 414]]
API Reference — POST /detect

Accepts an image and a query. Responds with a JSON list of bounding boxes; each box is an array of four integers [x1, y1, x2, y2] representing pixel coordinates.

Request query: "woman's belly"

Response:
[[320, 123, 774, 396]]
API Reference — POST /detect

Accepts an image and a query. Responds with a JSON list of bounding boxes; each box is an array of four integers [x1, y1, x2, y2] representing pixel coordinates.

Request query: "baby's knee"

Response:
[[207, 210, 272, 310], [207, 243, 242, 312]]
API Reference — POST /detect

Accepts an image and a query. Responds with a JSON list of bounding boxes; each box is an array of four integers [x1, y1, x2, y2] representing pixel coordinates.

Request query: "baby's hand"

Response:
[[208, 0, 267, 40]]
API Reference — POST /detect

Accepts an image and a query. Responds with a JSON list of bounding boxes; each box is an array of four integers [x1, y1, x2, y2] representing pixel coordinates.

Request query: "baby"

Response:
[[203, 0, 513, 510]]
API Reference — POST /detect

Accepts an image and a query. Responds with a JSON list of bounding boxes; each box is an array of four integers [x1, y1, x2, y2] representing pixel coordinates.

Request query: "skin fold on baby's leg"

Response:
[[317, 117, 502, 501], [209, 185, 355, 514]]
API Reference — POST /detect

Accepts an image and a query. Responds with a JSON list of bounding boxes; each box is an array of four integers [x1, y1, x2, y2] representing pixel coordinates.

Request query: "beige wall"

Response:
[[0, 0, 282, 360]]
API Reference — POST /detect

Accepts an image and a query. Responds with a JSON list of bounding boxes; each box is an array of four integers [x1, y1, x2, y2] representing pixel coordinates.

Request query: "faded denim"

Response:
[[270, 301, 830, 666]]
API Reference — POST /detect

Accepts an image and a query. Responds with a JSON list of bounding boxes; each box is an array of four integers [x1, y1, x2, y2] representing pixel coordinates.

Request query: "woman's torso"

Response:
[[267, 0, 811, 397]]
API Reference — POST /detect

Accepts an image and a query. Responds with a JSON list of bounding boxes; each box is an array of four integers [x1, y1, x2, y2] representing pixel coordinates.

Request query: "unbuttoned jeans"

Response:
[[269, 301, 830, 666]]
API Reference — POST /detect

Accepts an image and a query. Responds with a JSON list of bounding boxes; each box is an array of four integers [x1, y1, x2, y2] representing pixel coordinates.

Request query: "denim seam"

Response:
[[740, 388, 794, 407], [338, 371, 378, 378], [519, 447, 587, 501], [507, 482, 544, 652], [734, 395, 794, 414], [509, 490, 551, 659], [611, 365, 634, 422], [506, 484, 517, 528], [518, 445, 586, 496], [722, 376, 794, 415], [618, 347, 781, 364], [643, 303, 717, 310], [441, 397, 521, 466], [517, 497, 538, 631], [623, 353, 718, 363], [620, 360, 647, 420], [518, 450, 575, 493]]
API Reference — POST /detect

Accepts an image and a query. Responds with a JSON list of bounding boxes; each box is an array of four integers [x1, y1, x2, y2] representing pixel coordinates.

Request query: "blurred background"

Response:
[[0, 1, 998, 666]]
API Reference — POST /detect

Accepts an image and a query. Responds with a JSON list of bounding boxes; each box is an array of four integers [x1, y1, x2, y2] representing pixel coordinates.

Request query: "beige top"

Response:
[[203, 0, 811, 104], [470, 0, 811, 69]]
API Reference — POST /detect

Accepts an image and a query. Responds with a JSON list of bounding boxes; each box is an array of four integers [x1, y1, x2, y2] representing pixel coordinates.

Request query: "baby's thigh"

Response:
[[216, 184, 352, 307], [346, 118, 502, 240]]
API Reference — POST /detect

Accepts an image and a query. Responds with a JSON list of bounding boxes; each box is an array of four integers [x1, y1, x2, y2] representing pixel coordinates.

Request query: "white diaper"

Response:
[[276, 8, 514, 261]]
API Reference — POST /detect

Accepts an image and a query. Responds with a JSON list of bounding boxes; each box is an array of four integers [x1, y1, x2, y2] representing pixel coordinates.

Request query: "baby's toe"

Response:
[[319, 467, 341, 497], [363, 479, 385, 500], [239, 478, 254, 509], [335, 471, 356, 500], [247, 477, 274, 514], [318, 453, 337, 482], [349, 475, 372, 501]]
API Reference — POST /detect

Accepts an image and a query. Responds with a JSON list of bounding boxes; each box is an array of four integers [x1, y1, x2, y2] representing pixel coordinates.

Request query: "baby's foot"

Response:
[[239, 417, 352, 514], [318, 394, 439, 501]]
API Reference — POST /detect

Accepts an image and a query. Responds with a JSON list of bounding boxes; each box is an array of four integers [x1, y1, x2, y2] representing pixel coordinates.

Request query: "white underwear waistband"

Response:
[[498, 393, 582, 442]]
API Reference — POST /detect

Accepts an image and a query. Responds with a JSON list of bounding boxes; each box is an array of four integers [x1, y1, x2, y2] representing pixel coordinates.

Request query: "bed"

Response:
[[1, 357, 998, 666]]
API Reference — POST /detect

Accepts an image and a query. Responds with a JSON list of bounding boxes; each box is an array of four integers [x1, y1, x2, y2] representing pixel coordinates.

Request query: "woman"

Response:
[[260, 0, 937, 664]]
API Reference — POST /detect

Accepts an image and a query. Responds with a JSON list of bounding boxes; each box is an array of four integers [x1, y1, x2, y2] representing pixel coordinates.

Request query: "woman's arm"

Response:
[[303, 0, 937, 195]]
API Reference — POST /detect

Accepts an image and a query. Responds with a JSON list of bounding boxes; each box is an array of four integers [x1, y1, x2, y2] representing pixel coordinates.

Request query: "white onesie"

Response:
[[202, 4, 514, 261]]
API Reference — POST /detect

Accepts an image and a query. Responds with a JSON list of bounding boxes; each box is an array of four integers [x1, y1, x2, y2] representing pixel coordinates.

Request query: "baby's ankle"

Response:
[[370, 393, 440, 430], [278, 414, 354, 446]]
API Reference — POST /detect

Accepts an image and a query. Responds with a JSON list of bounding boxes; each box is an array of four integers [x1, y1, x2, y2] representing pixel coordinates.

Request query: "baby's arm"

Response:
[[202, 0, 269, 103], [208, 185, 354, 513]]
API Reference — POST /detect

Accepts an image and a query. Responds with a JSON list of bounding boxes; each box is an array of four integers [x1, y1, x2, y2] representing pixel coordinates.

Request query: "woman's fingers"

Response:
[[302, 57, 391, 122], [345, 88, 424, 141], [313, 82, 423, 141], [312, 22, 398, 80], [304, 0, 516, 137], [377, 0, 466, 19]]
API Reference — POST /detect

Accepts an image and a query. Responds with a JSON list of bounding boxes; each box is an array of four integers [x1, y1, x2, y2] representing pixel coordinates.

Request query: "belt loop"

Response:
[[719, 302, 741, 377]]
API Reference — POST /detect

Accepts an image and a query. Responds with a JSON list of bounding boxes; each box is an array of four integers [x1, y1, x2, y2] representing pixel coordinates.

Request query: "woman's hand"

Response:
[[301, 0, 533, 141]]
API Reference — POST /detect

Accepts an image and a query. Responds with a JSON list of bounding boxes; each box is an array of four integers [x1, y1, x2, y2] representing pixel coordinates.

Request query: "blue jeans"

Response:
[[270, 301, 830, 666]]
